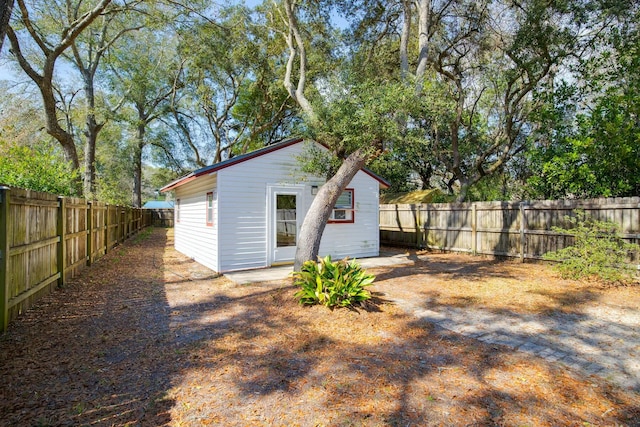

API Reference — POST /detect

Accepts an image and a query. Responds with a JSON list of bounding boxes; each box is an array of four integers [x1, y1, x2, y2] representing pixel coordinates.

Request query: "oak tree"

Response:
[[6, 0, 113, 194]]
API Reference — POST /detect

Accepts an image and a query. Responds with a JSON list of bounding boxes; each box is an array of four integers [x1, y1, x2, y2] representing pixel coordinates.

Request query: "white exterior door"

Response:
[[269, 186, 303, 264]]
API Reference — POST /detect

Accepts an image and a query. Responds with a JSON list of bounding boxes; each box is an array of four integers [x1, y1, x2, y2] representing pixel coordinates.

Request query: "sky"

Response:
[[1, 1, 267, 83], [0, 0, 350, 84], [0, 51, 17, 81]]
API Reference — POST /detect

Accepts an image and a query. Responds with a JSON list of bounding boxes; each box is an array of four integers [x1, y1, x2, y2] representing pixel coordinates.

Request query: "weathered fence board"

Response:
[[147, 208, 174, 227], [65, 197, 88, 281], [88, 202, 107, 265], [0, 186, 153, 331], [5, 189, 59, 324], [380, 197, 640, 261]]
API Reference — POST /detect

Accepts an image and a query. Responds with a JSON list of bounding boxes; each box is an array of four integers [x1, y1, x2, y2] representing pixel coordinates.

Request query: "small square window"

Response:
[[329, 189, 354, 223]]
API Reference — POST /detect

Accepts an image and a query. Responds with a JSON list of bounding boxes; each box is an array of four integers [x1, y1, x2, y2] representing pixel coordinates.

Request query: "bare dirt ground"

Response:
[[0, 227, 638, 426]]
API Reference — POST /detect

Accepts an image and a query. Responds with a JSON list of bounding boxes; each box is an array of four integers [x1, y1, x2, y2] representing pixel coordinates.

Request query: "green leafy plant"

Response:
[[293, 255, 375, 308], [0, 141, 80, 196], [543, 210, 639, 285], [133, 227, 153, 244]]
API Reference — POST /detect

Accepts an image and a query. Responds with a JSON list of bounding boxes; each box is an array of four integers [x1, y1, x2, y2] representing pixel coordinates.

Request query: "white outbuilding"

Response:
[[160, 138, 389, 273]]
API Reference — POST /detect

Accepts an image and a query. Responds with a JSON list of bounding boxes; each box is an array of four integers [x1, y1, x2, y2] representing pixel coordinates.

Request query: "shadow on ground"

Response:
[[371, 258, 640, 393], [0, 229, 178, 426], [161, 282, 640, 426], [0, 229, 638, 426], [158, 244, 640, 425]]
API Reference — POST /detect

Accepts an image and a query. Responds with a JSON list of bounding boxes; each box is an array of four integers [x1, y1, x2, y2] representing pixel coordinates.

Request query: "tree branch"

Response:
[[6, 26, 43, 84], [282, 0, 316, 120], [15, 0, 51, 54], [55, 0, 112, 57]]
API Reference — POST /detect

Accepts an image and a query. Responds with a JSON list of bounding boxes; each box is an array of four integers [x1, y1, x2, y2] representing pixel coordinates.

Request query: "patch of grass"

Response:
[[73, 402, 86, 415], [133, 227, 154, 244]]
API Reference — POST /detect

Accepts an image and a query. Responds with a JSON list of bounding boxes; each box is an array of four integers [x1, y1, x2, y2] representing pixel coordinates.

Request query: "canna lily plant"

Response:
[[293, 255, 375, 308]]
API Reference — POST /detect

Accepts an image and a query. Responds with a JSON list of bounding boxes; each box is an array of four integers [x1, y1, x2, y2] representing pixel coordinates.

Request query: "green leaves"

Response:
[[293, 255, 375, 308], [543, 211, 639, 285], [0, 140, 80, 196], [526, 3, 640, 200]]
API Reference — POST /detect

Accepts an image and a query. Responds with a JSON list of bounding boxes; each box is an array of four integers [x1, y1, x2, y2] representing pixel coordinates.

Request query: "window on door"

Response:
[[276, 194, 297, 247], [329, 189, 354, 223]]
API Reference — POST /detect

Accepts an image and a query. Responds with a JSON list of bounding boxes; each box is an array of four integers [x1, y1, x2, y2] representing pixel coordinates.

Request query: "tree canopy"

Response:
[[0, 0, 637, 209]]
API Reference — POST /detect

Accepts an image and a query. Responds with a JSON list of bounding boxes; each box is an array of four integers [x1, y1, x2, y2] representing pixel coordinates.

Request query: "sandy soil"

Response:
[[0, 228, 638, 426]]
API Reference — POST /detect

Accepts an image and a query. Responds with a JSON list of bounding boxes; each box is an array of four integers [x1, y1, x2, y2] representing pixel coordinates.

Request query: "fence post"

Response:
[[115, 206, 120, 244], [120, 208, 125, 243], [419, 205, 426, 249], [105, 205, 110, 254], [519, 202, 526, 263], [471, 203, 477, 255], [125, 208, 129, 238], [57, 196, 66, 287], [87, 201, 93, 266], [414, 204, 422, 249], [0, 187, 11, 332]]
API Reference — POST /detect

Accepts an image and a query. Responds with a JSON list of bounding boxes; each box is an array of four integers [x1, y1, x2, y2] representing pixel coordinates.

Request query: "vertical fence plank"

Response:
[[63, 198, 88, 280], [56, 196, 66, 288], [115, 206, 120, 244], [87, 201, 93, 267], [105, 204, 110, 254], [92, 202, 107, 262], [471, 204, 477, 255], [519, 202, 526, 262], [418, 205, 425, 249], [0, 187, 10, 332], [119, 207, 123, 241]]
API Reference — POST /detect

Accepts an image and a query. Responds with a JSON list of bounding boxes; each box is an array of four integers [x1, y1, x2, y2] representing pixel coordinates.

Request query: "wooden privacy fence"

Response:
[[380, 197, 640, 260], [148, 208, 174, 227], [0, 187, 154, 331]]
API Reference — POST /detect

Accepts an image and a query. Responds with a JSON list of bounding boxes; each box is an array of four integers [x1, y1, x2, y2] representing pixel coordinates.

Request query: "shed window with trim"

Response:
[[329, 189, 354, 223], [206, 191, 215, 226], [176, 199, 181, 223]]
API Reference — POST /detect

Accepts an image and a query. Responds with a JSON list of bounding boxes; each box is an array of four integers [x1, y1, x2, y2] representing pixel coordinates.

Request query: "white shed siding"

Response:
[[217, 143, 313, 272], [166, 139, 384, 273], [318, 171, 380, 259], [174, 174, 219, 271]]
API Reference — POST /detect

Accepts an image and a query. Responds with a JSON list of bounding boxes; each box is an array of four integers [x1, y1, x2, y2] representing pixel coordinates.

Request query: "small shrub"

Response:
[[543, 210, 639, 285], [293, 255, 375, 308], [0, 140, 80, 196]]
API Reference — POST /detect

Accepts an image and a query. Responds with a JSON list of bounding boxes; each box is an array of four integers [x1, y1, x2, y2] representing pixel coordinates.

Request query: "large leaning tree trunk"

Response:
[[278, 0, 379, 270], [294, 148, 370, 271]]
